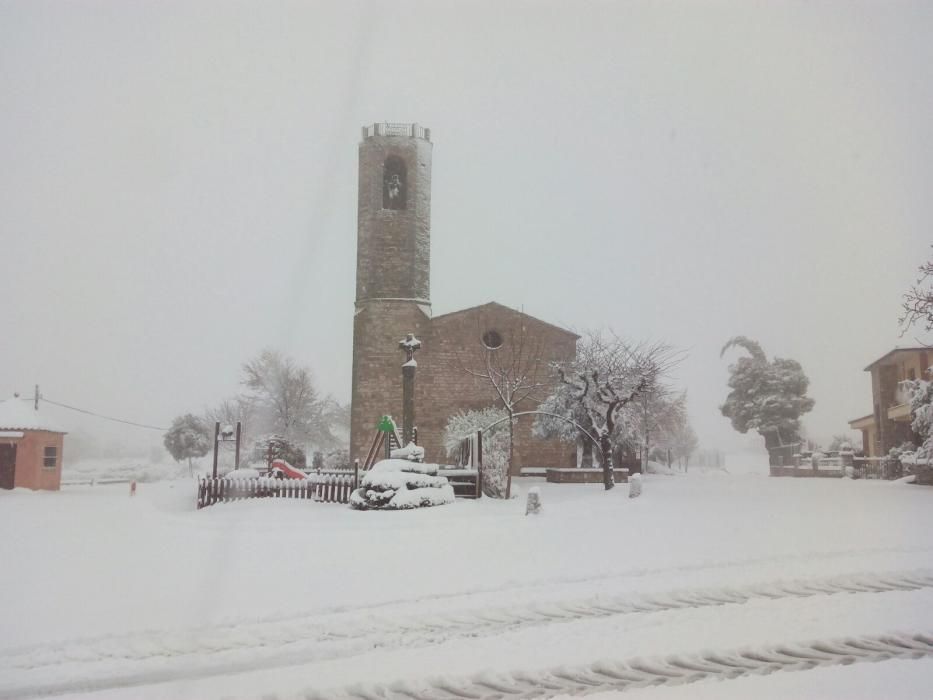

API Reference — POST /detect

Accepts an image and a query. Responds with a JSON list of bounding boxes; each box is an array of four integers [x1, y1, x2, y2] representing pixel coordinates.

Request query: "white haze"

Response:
[[1, 0, 931, 457]]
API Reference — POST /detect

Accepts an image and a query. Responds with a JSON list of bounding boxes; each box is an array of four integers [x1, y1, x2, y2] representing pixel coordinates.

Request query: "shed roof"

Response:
[[0, 398, 66, 433]]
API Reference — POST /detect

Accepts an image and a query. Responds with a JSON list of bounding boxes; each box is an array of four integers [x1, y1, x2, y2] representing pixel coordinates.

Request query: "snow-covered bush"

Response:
[[443, 407, 509, 498], [904, 374, 933, 460], [251, 434, 307, 468], [323, 448, 350, 471], [828, 434, 856, 452], [525, 486, 541, 515], [163, 414, 212, 476], [350, 459, 455, 510], [629, 472, 643, 498], [645, 460, 675, 475], [390, 442, 425, 462]]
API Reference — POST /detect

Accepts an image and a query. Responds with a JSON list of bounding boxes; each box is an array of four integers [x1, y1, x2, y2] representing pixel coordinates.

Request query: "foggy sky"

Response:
[[2, 0, 932, 455]]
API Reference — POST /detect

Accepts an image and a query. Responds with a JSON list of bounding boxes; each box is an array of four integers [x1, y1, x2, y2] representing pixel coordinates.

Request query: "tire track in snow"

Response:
[[8, 542, 930, 660], [1, 570, 932, 699], [293, 631, 933, 700]]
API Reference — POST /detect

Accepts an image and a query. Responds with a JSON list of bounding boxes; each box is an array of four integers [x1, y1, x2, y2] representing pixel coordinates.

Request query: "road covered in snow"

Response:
[[1, 468, 932, 699]]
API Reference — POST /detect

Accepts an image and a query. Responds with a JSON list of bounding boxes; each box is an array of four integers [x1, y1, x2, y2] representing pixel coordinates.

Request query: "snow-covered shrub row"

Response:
[[350, 460, 455, 510]]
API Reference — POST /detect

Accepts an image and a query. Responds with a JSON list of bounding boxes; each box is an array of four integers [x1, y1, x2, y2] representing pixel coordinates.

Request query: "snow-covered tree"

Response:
[[204, 395, 256, 458], [667, 411, 699, 470], [828, 434, 857, 452], [720, 337, 814, 454], [533, 383, 598, 467], [904, 373, 933, 460], [632, 386, 686, 470], [444, 407, 510, 498], [163, 414, 211, 476], [900, 245, 933, 334], [251, 434, 307, 468], [557, 332, 679, 490], [241, 349, 347, 450], [455, 315, 550, 498]]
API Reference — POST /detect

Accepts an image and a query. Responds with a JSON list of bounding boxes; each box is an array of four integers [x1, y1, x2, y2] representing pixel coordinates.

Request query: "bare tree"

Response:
[[900, 246, 933, 335], [558, 332, 679, 490], [204, 395, 257, 452], [241, 349, 322, 446], [667, 411, 699, 470], [455, 314, 551, 499], [633, 386, 686, 470]]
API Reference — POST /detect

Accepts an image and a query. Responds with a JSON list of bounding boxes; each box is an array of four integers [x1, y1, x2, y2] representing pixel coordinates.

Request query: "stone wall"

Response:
[[349, 125, 576, 473], [350, 301, 430, 465], [355, 134, 432, 302], [416, 303, 578, 471], [12, 430, 63, 491]]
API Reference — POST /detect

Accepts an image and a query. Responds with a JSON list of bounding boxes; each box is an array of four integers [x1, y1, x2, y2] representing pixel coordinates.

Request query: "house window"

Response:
[[43, 446, 57, 469]]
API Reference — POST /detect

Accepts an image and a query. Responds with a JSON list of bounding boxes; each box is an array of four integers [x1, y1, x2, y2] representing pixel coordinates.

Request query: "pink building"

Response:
[[0, 398, 66, 491]]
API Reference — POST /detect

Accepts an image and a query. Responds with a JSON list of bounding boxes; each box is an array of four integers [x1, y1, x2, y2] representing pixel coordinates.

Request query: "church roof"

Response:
[[431, 302, 580, 340]]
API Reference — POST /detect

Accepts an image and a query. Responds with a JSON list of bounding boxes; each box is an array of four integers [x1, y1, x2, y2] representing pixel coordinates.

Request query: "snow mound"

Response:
[[361, 470, 449, 491], [221, 468, 263, 480], [389, 442, 426, 462], [351, 461, 454, 510], [370, 459, 438, 476], [646, 461, 678, 475]]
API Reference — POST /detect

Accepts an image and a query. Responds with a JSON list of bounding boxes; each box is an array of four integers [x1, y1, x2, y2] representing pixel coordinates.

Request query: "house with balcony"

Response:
[[848, 347, 930, 457]]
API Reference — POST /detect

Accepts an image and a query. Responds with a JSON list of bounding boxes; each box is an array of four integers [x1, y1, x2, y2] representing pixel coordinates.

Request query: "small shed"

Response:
[[0, 398, 66, 491]]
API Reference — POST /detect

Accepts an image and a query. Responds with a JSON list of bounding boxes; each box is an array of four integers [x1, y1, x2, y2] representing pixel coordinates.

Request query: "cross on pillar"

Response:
[[399, 333, 422, 365], [399, 334, 422, 446]]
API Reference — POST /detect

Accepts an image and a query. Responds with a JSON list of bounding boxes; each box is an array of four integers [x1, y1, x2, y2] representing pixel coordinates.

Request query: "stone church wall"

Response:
[[416, 304, 578, 471]]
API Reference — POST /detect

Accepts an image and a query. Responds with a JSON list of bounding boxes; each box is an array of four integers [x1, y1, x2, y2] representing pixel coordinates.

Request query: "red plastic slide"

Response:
[[269, 459, 308, 479]]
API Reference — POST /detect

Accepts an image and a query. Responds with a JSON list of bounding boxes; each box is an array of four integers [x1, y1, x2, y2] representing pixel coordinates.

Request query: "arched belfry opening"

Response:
[[383, 155, 407, 210]]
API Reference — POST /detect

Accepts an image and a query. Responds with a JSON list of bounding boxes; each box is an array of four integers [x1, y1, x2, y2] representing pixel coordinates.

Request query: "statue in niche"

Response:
[[383, 157, 407, 210]]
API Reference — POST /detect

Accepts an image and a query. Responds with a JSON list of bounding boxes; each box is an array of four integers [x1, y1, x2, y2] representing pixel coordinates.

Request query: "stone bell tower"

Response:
[[350, 123, 433, 463]]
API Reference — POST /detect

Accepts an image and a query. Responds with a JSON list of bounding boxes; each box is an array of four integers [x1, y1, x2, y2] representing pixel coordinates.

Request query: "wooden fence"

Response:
[[197, 474, 356, 509], [851, 457, 902, 480]]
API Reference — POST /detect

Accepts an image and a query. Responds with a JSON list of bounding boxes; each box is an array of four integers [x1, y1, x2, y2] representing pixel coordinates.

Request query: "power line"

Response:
[[38, 397, 168, 432]]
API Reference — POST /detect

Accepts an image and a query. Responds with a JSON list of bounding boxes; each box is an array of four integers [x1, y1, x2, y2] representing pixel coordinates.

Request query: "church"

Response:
[[350, 123, 578, 471]]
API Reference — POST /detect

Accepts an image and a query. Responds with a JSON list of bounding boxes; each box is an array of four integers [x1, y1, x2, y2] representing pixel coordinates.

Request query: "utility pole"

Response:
[[211, 422, 220, 478], [34, 385, 39, 410]]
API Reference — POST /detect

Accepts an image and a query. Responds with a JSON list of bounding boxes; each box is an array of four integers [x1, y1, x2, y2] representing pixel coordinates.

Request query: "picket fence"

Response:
[[197, 474, 356, 509]]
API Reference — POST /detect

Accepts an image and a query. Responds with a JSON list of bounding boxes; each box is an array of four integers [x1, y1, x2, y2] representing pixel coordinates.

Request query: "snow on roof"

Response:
[[0, 398, 66, 433], [863, 346, 930, 371], [431, 301, 580, 339]]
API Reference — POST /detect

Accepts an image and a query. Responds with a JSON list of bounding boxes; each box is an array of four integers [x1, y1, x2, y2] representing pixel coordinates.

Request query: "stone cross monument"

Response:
[[399, 333, 422, 446]]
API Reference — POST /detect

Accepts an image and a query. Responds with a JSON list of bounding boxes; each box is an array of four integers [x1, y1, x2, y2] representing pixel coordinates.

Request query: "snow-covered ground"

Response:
[[1, 469, 932, 699], [60, 457, 191, 484]]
